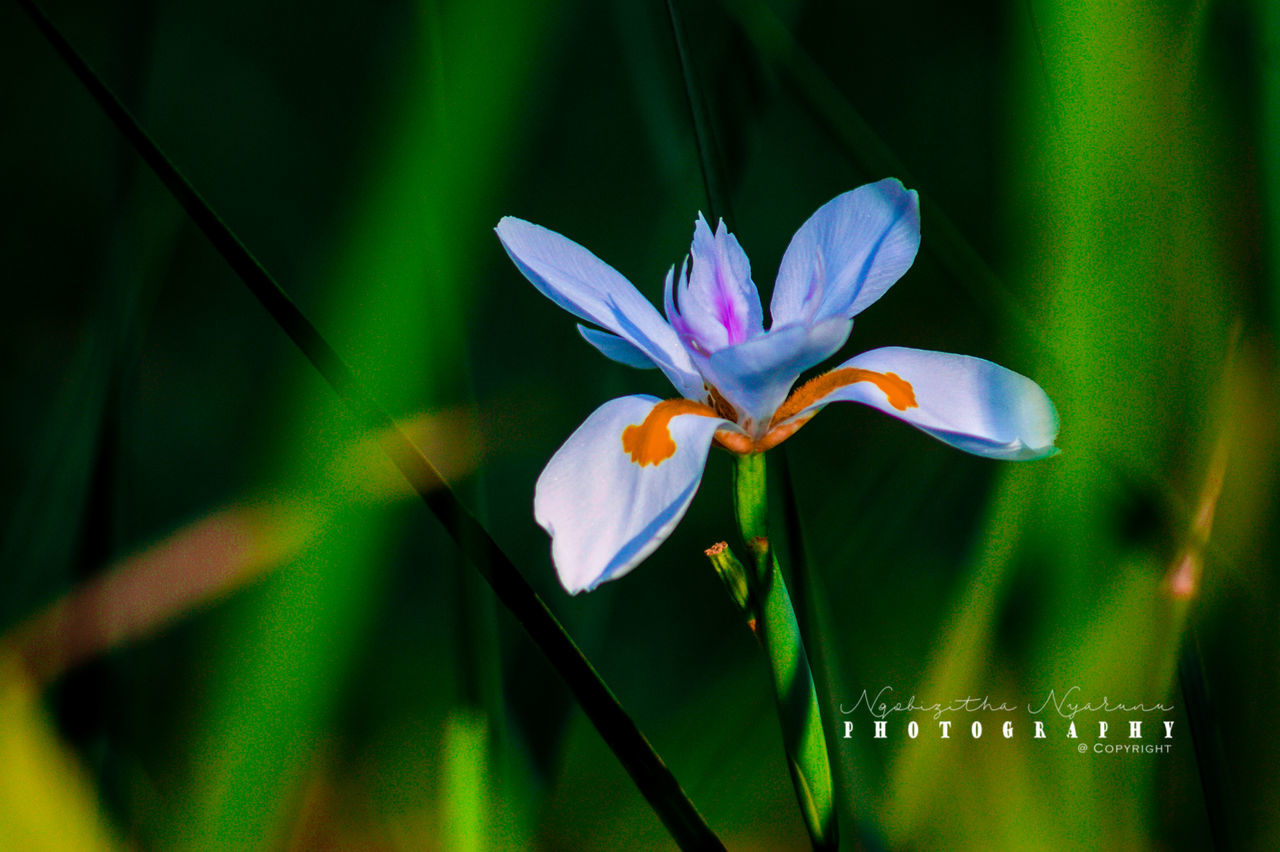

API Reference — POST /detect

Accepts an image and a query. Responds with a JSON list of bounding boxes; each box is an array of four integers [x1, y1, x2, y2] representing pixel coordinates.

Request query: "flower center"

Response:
[[620, 367, 917, 464]]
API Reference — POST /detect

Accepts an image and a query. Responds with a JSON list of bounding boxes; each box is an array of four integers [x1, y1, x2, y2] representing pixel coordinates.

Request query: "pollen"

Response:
[[622, 399, 721, 466]]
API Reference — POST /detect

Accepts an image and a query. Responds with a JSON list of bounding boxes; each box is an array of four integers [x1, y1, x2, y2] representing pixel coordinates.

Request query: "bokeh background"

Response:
[[2, 0, 1277, 848]]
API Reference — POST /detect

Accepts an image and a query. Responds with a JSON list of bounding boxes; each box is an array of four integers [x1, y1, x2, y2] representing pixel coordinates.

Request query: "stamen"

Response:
[[622, 400, 722, 466], [705, 384, 738, 421]]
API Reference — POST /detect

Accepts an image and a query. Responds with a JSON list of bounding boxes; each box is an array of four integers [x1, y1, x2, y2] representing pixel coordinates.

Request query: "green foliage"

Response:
[[2, 0, 1275, 848]]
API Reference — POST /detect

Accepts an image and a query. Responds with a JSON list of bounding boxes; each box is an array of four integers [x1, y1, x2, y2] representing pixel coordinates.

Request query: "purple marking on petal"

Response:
[[711, 221, 746, 344], [674, 215, 764, 355]]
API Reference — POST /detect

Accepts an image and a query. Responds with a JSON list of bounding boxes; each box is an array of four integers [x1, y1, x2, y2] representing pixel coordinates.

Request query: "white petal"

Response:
[[771, 179, 920, 326], [497, 217, 702, 398], [534, 395, 734, 593], [577, 325, 657, 369], [783, 347, 1058, 460]]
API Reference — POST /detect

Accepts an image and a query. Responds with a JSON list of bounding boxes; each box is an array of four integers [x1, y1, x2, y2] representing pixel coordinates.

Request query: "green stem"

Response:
[[733, 449, 770, 546], [733, 453, 837, 850]]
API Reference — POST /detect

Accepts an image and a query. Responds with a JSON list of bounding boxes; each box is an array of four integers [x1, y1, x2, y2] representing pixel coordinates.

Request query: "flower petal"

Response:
[[670, 215, 764, 350], [770, 179, 920, 326], [534, 395, 734, 593], [777, 347, 1058, 460], [689, 316, 852, 436], [496, 217, 702, 397], [577, 325, 657, 369]]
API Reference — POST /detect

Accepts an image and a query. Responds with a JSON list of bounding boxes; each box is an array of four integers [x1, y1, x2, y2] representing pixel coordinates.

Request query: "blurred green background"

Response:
[[1, 0, 1276, 848]]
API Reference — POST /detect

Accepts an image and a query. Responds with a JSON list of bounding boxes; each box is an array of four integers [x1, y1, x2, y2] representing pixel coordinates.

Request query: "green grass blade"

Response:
[[724, 0, 1046, 353], [1265, 0, 1280, 341], [14, 1, 724, 846], [664, 0, 735, 224]]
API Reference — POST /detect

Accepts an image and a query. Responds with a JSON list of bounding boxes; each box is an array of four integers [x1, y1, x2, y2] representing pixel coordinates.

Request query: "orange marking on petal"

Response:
[[771, 367, 917, 428], [621, 399, 721, 466]]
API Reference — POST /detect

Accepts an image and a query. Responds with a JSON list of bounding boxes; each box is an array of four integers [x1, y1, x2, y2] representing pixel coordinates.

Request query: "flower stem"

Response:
[[732, 453, 837, 850]]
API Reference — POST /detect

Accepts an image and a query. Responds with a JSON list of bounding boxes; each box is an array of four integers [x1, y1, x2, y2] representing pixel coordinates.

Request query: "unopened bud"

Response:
[[705, 542, 752, 616]]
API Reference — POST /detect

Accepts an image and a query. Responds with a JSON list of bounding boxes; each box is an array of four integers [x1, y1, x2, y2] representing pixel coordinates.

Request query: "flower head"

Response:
[[497, 179, 1058, 593]]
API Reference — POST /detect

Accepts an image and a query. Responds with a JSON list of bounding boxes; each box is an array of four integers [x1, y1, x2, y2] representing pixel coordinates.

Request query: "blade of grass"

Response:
[[0, 654, 124, 851], [5, 406, 489, 685], [1261, 0, 1280, 344], [880, 466, 1041, 840], [1178, 629, 1234, 851], [7, 5, 170, 794], [664, 0, 735, 225], [1163, 343, 1239, 851], [1003, 1, 1233, 846], [723, 0, 1048, 360], [13, 1, 723, 846], [724, 0, 1213, 547]]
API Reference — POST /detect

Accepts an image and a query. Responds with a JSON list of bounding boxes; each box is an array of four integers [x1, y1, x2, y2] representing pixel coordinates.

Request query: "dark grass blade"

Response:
[[724, 0, 1050, 360], [664, 0, 735, 225], [14, 1, 724, 847], [1178, 628, 1234, 851], [1019, 0, 1063, 131]]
